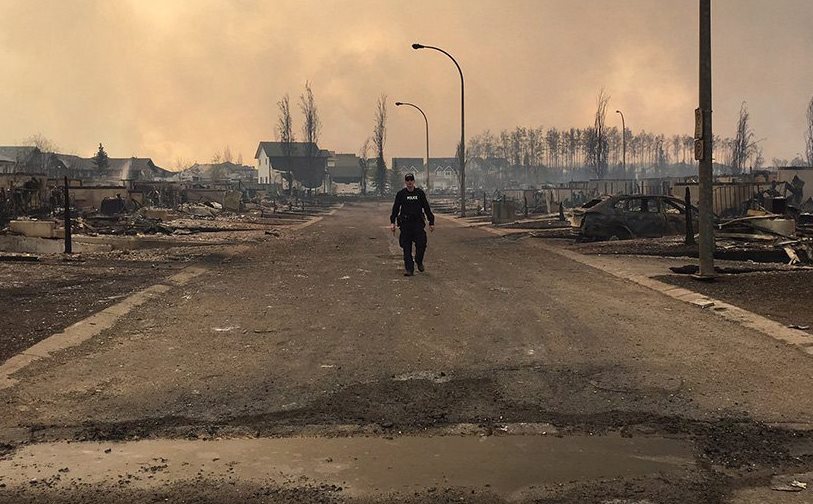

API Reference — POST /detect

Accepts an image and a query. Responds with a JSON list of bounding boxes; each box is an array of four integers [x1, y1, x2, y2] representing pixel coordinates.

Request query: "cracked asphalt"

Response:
[[3, 201, 813, 503]]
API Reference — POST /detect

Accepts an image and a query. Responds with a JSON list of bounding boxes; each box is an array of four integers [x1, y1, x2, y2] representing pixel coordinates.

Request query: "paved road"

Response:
[[2, 201, 813, 503]]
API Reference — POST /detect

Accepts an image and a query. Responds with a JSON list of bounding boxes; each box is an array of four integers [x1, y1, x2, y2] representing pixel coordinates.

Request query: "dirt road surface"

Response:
[[2, 202, 813, 503]]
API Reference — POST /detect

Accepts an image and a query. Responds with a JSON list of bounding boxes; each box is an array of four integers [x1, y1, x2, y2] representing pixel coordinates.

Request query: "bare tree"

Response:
[[456, 140, 468, 186], [223, 145, 233, 163], [806, 96, 813, 167], [468, 131, 494, 160], [22, 133, 59, 153], [174, 157, 192, 171], [210, 151, 225, 180], [587, 89, 610, 179], [545, 128, 559, 170], [494, 131, 505, 159], [467, 135, 484, 161], [753, 146, 765, 171], [508, 127, 524, 169], [358, 137, 371, 195], [731, 101, 757, 175], [372, 94, 387, 195], [566, 128, 579, 174], [237, 152, 243, 165], [300, 81, 321, 191], [277, 94, 295, 194]]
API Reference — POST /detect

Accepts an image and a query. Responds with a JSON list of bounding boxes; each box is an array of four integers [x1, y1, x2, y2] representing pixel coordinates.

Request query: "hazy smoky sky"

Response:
[[1, 0, 811, 169]]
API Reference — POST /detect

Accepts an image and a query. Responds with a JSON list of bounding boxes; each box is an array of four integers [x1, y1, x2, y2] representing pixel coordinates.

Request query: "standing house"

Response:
[[0, 153, 15, 173], [56, 154, 99, 179], [255, 141, 329, 190], [427, 157, 460, 191], [391, 158, 426, 188], [327, 154, 363, 194], [0, 146, 66, 176]]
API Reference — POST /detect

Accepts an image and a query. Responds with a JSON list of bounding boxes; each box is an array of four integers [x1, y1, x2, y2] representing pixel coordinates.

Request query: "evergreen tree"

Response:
[[93, 143, 110, 171]]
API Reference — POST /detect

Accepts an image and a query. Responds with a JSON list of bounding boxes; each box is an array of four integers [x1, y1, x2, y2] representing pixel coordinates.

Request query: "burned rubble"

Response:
[[0, 175, 342, 259], [0, 175, 344, 370], [469, 176, 813, 266]]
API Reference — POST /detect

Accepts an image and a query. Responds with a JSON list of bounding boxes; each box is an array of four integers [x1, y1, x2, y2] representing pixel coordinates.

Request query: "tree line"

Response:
[[465, 93, 813, 186], [270, 87, 813, 194]]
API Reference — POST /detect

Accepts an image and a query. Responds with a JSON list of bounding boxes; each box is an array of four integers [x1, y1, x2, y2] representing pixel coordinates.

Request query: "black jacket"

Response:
[[390, 187, 435, 228]]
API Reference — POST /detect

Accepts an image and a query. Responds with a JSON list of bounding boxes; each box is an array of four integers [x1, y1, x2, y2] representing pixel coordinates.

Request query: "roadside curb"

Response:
[[533, 241, 813, 355], [440, 213, 813, 357], [289, 203, 343, 231], [0, 266, 209, 390]]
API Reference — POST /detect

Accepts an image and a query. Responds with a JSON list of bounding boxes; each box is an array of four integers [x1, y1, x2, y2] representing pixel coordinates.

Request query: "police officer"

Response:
[[390, 173, 434, 276]]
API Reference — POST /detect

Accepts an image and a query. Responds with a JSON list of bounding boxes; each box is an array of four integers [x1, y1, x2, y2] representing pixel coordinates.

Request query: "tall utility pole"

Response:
[[395, 101, 431, 190], [696, 0, 715, 278], [412, 43, 465, 216], [615, 110, 626, 178]]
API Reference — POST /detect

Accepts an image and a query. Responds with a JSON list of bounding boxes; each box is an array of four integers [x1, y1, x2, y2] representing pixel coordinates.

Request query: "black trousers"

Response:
[[399, 225, 427, 272]]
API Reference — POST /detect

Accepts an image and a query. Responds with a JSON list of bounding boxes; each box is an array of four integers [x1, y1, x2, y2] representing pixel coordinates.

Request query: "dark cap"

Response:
[[404, 173, 415, 181]]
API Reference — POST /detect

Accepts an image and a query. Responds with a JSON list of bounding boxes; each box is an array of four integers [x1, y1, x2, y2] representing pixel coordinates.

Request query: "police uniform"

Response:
[[390, 186, 435, 274]]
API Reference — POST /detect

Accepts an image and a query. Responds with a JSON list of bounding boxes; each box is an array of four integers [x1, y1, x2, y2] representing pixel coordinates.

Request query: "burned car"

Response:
[[578, 194, 699, 241], [569, 195, 612, 229]]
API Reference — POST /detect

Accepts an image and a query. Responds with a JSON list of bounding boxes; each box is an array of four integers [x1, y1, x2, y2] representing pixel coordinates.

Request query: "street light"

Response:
[[615, 110, 626, 180], [395, 101, 431, 191], [412, 42, 466, 217]]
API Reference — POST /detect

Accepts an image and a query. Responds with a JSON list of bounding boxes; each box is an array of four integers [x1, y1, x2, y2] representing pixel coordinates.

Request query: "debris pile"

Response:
[[177, 202, 222, 219], [717, 211, 812, 264], [798, 212, 813, 237], [77, 214, 175, 236]]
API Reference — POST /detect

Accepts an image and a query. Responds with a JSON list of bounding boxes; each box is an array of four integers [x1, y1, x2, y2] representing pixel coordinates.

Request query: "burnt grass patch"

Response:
[[657, 270, 813, 334]]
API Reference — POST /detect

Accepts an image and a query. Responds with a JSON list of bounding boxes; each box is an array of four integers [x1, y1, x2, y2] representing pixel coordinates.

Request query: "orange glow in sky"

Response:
[[1, 0, 811, 167]]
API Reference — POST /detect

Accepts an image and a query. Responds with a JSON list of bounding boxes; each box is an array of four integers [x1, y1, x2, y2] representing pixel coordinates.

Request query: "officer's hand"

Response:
[[390, 223, 396, 233], [429, 224, 434, 232]]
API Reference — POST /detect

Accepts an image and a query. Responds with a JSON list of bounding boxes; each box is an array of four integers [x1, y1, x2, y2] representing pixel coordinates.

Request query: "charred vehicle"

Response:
[[578, 194, 699, 241], [569, 195, 611, 229]]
